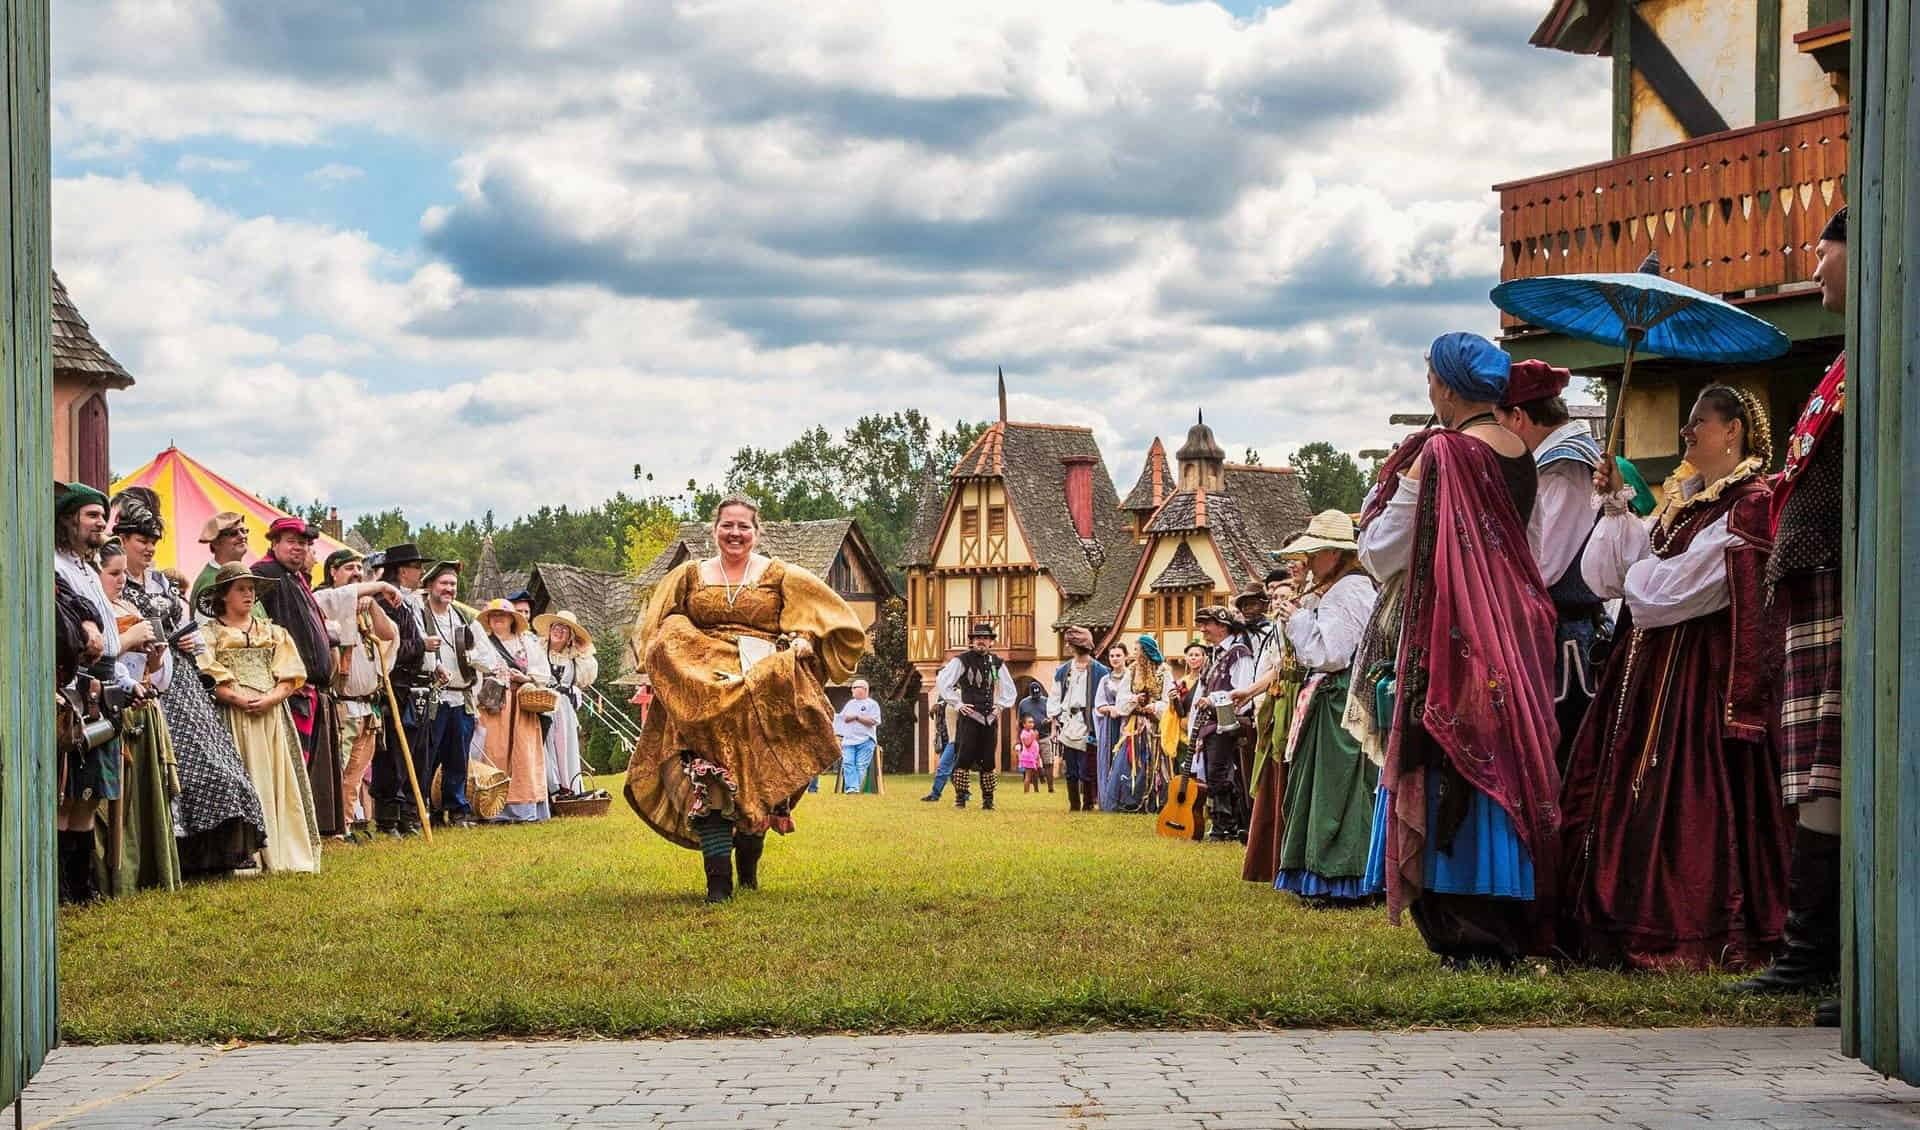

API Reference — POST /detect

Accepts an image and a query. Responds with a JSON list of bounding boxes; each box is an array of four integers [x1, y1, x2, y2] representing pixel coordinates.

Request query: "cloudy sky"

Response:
[[54, 0, 1606, 523]]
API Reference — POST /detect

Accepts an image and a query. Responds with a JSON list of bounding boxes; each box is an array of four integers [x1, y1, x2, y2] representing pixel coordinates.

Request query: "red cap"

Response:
[[1503, 359, 1571, 407], [267, 516, 317, 540]]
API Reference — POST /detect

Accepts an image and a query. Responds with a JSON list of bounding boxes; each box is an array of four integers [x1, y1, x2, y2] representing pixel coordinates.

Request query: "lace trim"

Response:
[[1653, 457, 1763, 531]]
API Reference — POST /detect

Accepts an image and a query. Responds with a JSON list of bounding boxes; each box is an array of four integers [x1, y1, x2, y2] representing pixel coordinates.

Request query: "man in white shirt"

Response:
[[315, 548, 399, 840], [1047, 626, 1109, 812], [1497, 360, 1610, 770], [834, 679, 883, 793], [420, 560, 485, 827], [937, 622, 1018, 810]]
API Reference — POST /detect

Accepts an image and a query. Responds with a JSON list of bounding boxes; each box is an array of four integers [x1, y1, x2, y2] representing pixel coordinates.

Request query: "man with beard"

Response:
[[1048, 626, 1110, 812], [315, 547, 401, 841], [370, 543, 431, 836], [935, 621, 1017, 810], [251, 517, 347, 838], [190, 511, 249, 607], [1193, 605, 1256, 842]]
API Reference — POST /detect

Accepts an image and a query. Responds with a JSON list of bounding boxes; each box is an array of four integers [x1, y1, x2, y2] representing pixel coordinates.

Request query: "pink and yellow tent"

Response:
[[111, 446, 350, 582]]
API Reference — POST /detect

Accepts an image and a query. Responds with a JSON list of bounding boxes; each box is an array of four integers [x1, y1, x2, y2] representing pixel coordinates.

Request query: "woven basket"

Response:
[[552, 793, 611, 818], [516, 684, 558, 715], [466, 758, 511, 821]]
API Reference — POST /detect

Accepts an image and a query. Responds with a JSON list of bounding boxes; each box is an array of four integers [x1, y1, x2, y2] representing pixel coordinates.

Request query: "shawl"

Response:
[[1771, 353, 1845, 529], [1381, 429, 1562, 920]]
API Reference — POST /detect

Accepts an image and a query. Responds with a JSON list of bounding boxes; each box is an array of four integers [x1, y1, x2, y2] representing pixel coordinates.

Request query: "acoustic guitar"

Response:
[[1156, 773, 1206, 841]]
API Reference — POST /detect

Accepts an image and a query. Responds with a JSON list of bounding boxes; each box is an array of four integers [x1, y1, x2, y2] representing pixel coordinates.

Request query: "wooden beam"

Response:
[[1757, 0, 1782, 122], [1612, 0, 1633, 157], [1629, 12, 1732, 138]]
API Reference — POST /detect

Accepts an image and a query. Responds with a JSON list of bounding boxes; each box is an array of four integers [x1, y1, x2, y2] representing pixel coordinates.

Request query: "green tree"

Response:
[[1288, 441, 1368, 514]]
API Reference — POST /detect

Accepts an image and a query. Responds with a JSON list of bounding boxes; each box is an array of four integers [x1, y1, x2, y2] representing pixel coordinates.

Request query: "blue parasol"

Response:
[[1490, 251, 1790, 456]]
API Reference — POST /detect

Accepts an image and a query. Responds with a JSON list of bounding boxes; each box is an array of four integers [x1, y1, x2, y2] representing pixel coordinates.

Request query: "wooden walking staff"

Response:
[[373, 634, 433, 844]]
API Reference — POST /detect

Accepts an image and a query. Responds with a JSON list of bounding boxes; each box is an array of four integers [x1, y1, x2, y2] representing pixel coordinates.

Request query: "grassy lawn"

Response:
[[59, 775, 1815, 1043]]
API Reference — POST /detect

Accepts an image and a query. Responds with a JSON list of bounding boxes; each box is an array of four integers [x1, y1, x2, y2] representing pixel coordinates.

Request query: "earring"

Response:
[[1724, 444, 1733, 456]]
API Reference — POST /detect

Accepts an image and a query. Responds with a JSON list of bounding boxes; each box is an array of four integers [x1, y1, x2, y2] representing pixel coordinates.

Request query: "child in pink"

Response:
[[1018, 719, 1043, 792]]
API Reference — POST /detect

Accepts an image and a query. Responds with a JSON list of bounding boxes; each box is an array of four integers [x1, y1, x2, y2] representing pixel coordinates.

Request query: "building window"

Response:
[[987, 505, 1007, 536], [908, 576, 920, 625], [1142, 598, 1158, 629], [961, 509, 980, 537], [1008, 574, 1032, 615], [975, 576, 1001, 616]]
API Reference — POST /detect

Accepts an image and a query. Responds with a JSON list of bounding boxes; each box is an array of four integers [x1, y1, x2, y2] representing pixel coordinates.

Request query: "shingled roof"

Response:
[[1223, 464, 1312, 560], [525, 563, 643, 647], [52, 271, 133, 390], [1149, 542, 1212, 591], [1137, 464, 1311, 594], [1121, 437, 1171, 513], [468, 535, 509, 603], [900, 468, 949, 569], [637, 518, 896, 599]]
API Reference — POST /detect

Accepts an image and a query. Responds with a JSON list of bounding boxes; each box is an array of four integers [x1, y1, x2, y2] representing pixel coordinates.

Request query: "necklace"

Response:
[[717, 556, 752, 609], [1453, 412, 1499, 432]]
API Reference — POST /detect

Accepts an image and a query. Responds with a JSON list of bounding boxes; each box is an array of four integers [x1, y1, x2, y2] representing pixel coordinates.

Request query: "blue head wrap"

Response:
[[1136, 635, 1163, 665], [1429, 332, 1512, 403]]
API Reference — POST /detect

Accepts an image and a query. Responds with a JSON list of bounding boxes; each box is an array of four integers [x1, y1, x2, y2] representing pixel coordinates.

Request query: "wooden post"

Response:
[[0, 0, 57, 1111], [1842, 0, 1919, 1085]]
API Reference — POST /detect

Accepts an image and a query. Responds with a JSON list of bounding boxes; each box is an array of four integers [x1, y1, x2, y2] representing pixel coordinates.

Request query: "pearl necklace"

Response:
[[717, 556, 752, 609]]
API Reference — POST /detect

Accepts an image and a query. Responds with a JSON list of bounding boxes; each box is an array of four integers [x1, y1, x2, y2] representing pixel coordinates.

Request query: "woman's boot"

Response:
[[734, 833, 764, 891], [703, 854, 734, 903], [695, 814, 734, 904], [1730, 826, 1841, 994]]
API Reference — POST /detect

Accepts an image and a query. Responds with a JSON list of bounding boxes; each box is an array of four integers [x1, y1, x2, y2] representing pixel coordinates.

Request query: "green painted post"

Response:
[[0, 0, 56, 1112], [1758, 0, 1782, 123], [1612, 0, 1634, 157], [1842, 0, 1920, 1086]]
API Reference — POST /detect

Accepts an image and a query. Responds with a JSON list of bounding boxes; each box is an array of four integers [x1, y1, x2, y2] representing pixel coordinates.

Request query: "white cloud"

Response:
[[175, 154, 250, 174], [50, 0, 1610, 524]]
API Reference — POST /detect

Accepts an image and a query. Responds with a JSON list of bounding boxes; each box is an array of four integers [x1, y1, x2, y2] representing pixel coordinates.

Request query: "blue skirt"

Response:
[[1275, 869, 1374, 899], [1359, 780, 1535, 900]]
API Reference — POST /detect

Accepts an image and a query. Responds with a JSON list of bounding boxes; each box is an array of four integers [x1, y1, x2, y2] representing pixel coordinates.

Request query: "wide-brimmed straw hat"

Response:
[[197, 562, 278, 618], [532, 609, 593, 649], [476, 598, 530, 636], [1276, 510, 1360, 557]]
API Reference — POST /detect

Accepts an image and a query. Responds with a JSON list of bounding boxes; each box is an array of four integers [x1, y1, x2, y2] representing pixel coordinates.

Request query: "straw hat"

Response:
[[476, 598, 530, 636], [1276, 510, 1359, 557], [196, 562, 279, 618], [532, 609, 593, 650]]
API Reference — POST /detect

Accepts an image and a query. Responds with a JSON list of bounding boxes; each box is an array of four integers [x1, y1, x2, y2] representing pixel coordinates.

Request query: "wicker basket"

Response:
[[552, 772, 612, 818], [466, 758, 511, 820], [516, 684, 558, 715]]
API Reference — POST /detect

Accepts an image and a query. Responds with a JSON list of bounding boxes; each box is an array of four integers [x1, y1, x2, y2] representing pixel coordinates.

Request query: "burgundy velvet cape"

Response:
[[1368, 429, 1563, 923]]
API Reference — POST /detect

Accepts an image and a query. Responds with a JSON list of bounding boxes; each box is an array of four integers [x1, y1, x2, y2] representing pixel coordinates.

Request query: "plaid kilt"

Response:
[[1778, 567, 1842, 805]]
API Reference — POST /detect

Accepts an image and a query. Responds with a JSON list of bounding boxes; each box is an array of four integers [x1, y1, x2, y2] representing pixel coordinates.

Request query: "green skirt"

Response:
[[1274, 672, 1377, 891], [98, 702, 183, 897]]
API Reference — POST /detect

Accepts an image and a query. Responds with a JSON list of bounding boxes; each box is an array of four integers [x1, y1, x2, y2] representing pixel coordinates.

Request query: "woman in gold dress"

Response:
[[196, 564, 321, 874], [626, 493, 867, 902]]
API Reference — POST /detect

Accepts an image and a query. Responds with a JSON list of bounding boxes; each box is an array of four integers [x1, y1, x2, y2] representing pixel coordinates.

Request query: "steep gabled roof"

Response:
[[1150, 542, 1213, 591], [1121, 437, 1171, 513], [1530, 0, 1619, 54], [637, 518, 896, 599], [901, 468, 949, 569], [1223, 464, 1313, 561], [469, 534, 508, 602], [1136, 464, 1312, 596], [52, 271, 133, 390], [526, 563, 643, 647], [342, 530, 374, 555]]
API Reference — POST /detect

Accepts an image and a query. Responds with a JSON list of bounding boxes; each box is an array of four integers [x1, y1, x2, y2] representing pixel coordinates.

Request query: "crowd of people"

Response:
[[51, 500, 607, 903], [910, 209, 1851, 1023]]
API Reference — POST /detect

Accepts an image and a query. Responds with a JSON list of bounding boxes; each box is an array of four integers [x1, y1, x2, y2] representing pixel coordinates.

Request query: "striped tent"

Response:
[[111, 446, 351, 582]]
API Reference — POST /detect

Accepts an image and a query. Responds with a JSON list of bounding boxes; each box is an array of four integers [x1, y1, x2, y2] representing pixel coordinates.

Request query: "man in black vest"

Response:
[[419, 560, 481, 826], [371, 543, 431, 836], [253, 517, 347, 838], [935, 621, 1017, 810]]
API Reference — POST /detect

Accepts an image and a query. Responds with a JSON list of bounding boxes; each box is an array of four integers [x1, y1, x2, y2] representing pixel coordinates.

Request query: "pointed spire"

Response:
[[997, 366, 1008, 424]]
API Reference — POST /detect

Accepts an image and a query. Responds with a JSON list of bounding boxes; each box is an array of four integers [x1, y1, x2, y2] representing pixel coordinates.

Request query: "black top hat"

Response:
[[381, 543, 428, 567], [968, 621, 997, 639]]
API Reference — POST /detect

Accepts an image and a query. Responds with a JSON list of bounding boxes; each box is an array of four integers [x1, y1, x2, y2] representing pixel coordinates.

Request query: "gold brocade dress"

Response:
[[625, 559, 866, 849], [198, 620, 321, 874]]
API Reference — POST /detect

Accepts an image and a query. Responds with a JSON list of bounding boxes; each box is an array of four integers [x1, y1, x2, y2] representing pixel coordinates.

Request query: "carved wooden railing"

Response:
[[1495, 107, 1849, 327], [944, 613, 1035, 654]]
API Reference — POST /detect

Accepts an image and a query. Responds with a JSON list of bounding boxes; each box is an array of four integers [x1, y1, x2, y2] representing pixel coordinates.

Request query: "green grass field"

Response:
[[58, 775, 1815, 1043]]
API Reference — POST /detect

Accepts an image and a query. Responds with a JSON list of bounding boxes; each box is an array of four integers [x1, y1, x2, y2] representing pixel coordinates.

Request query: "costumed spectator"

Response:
[[1093, 642, 1131, 810], [54, 483, 151, 902], [535, 609, 598, 800], [625, 493, 867, 903], [196, 564, 321, 874], [189, 511, 249, 607], [1049, 627, 1108, 812], [919, 703, 960, 803], [1729, 209, 1851, 1025], [1560, 386, 1789, 969], [1354, 331, 1561, 967], [507, 589, 536, 624], [937, 621, 1018, 810], [371, 544, 431, 837], [252, 518, 347, 840], [100, 537, 181, 895], [1497, 360, 1611, 772], [1192, 606, 1256, 842], [1166, 642, 1209, 778], [1101, 636, 1165, 812], [471, 599, 553, 823], [1016, 680, 1054, 794], [1265, 512, 1379, 905], [112, 488, 265, 878], [1019, 718, 1043, 792], [835, 678, 882, 793], [1242, 567, 1304, 884], [313, 548, 398, 841], [420, 560, 484, 826]]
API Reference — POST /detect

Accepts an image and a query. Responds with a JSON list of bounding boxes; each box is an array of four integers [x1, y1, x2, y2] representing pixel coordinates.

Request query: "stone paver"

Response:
[[4, 1029, 1918, 1128]]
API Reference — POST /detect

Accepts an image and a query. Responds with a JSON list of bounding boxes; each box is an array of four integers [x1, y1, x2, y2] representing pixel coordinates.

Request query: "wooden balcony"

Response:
[[945, 613, 1036, 658], [1494, 107, 1849, 329]]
